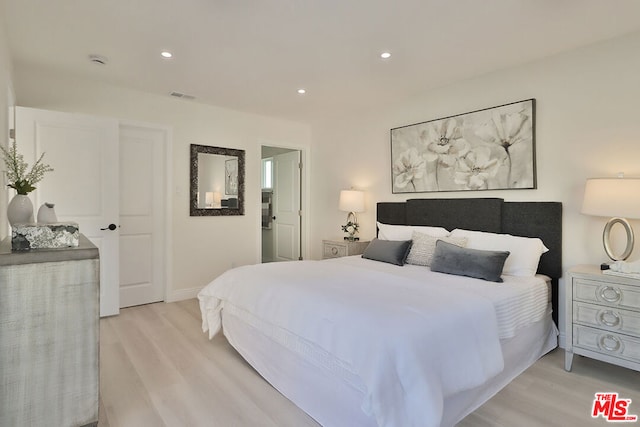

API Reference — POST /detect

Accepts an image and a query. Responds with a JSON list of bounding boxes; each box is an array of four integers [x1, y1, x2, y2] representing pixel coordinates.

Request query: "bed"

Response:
[[198, 198, 562, 427]]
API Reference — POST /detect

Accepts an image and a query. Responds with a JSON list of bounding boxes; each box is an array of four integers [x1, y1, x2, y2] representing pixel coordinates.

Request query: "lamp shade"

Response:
[[582, 178, 640, 219], [339, 190, 365, 213], [205, 192, 214, 207], [213, 191, 222, 208]]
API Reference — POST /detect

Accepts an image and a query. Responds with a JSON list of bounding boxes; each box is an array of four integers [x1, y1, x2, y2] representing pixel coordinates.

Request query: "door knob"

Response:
[[101, 224, 118, 231]]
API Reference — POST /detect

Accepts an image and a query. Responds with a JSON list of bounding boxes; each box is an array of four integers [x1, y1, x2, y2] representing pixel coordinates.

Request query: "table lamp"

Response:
[[205, 192, 214, 208], [339, 189, 365, 241], [213, 191, 222, 208], [582, 175, 640, 263]]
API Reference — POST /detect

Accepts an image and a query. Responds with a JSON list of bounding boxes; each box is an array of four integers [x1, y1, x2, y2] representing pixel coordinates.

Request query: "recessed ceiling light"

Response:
[[161, 51, 173, 58], [297, 89, 306, 94], [380, 52, 391, 59]]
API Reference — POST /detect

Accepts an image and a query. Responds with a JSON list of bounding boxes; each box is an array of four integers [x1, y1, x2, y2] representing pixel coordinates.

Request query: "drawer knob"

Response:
[[599, 286, 621, 303], [598, 334, 622, 352], [331, 247, 338, 255], [598, 310, 621, 327]]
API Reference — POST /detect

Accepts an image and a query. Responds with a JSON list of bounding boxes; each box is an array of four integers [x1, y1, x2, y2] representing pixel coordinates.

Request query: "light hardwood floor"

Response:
[[99, 300, 640, 427]]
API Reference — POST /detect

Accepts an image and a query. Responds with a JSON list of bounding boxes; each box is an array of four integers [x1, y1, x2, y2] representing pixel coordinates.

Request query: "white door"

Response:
[[273, 150, 301, 261], [118, 124, 165, 308], [16, 107, 120, 316]]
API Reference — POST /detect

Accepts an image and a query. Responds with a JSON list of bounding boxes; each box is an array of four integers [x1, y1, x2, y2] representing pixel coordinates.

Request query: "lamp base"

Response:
[[601, 263, 611, 270], [603, 217, 634, 261], [344, 236, 360, 241]]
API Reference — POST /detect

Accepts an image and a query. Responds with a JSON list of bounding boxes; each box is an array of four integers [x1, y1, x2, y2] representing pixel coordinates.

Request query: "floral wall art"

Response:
[[225, 157, 238, 195], [391, 99, 535, 193]]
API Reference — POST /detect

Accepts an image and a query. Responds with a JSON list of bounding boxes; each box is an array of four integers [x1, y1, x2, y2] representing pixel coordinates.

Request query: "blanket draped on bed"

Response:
[[198, 260, 504, 427]]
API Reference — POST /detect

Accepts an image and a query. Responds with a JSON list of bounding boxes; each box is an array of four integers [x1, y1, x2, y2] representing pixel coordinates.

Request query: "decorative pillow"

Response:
[[405, 231, 468, 267], [449, 229, 549, 277], [430, 240, 510, 282], [361, 238, 412, 266], [376, 221, 449, 241]]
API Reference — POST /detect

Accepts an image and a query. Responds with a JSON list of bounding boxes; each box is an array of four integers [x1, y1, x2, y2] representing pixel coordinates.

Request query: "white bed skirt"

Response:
[[222, 308, 558, 427]]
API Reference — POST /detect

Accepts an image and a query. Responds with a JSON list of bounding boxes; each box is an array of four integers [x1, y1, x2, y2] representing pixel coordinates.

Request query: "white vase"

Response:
[[37, 202, 58, 224], [7, 194, 35, 226]]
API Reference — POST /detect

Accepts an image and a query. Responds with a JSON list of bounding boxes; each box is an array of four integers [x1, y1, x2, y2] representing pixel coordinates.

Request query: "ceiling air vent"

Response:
[[169, 91, 196, 100], [88, 54, 108, 65]]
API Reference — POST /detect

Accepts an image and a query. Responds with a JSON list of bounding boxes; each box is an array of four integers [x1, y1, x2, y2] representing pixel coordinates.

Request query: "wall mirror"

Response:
[[190, 144, 245, 216]]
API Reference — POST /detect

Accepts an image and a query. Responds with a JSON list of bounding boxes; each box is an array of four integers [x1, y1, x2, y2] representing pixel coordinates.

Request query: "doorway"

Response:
[[261, 146, 303, 263], [15, 107, 169, 316]]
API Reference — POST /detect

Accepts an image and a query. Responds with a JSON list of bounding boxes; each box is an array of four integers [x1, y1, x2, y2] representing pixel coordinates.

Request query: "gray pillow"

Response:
[[430, 240, 510, 282], [361, 238, 412, 266]]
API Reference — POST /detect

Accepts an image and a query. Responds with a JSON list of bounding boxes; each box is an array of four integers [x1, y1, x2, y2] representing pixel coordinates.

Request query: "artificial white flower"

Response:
[[0, 140, 53, 195]]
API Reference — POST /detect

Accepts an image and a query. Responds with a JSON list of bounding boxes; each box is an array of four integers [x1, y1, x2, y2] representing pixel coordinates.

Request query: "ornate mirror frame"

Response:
[[190, 144, 245, 216]]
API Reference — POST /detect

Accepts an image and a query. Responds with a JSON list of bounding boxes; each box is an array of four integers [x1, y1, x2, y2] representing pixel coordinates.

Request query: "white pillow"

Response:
[[449, 228, 549, 277], [377, 221, 450, 241], [406, 231, 468, 267]]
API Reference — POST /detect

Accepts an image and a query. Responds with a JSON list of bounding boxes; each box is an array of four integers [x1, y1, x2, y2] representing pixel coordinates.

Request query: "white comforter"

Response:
[[199, 260, 505, 427]]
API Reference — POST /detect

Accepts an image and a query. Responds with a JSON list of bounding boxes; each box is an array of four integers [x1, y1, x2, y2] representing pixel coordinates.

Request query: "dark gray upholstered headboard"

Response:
[[377, 198, 562, 323]]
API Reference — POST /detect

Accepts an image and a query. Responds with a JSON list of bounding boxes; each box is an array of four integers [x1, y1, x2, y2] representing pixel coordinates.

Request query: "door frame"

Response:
[[120, 120, 173, 304], [2, 83, 16, 239], [259, 143, 309, 263]]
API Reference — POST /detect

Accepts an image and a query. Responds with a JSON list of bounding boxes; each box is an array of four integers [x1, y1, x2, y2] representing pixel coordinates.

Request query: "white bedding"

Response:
[[328, 256, 551, 339], [198, 257, 551, 426]]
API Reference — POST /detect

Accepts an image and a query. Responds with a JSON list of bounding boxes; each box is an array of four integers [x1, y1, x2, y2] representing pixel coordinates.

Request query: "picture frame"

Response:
[[390, 99, 536, 193]]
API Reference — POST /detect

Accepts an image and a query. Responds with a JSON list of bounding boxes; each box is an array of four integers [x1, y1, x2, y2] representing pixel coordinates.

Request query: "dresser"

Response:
[[565, 265, 640, 372], [0, 235, 100, 427], [322, 239, 370, 259]]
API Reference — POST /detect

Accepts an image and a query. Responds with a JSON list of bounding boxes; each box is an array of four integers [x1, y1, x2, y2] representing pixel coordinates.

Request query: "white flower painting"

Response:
[[391, 99, 535, 193]]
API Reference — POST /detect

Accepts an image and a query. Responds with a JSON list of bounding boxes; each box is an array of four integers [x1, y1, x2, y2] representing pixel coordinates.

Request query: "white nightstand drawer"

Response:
[[573, 278, 640, 311], [573, 325, 640, 363], [322, 240, 370, 259], [324, 243, 347, 258], [573, 301, 640, 337]]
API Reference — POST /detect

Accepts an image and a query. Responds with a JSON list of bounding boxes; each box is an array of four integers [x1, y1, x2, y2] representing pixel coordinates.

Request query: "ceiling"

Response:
[[4, 0, 640, 124]]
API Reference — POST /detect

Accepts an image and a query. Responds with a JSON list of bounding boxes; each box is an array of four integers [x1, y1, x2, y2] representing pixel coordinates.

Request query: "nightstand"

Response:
[[565, 265, 640, 372], [322, 239, 370, 259]]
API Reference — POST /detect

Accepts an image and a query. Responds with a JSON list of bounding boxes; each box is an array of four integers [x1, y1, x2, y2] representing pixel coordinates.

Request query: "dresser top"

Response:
[[569, 264, 640, 284], [0, 234, 99, 266], [569, 264, 604, 275]]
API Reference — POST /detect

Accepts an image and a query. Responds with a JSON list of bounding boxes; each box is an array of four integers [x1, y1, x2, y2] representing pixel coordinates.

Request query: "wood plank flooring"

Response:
[[99, 300, 640, 426]]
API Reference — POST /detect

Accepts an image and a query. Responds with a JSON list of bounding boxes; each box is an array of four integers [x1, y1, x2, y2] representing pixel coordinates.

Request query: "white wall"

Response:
[[0, 14, 14, 239], [309, 31, 640, 344], [13, 67, 311, 300]]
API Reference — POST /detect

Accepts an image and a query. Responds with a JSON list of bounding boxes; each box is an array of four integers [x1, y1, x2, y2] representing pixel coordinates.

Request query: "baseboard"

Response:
[[166, 286, 202, 303]]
